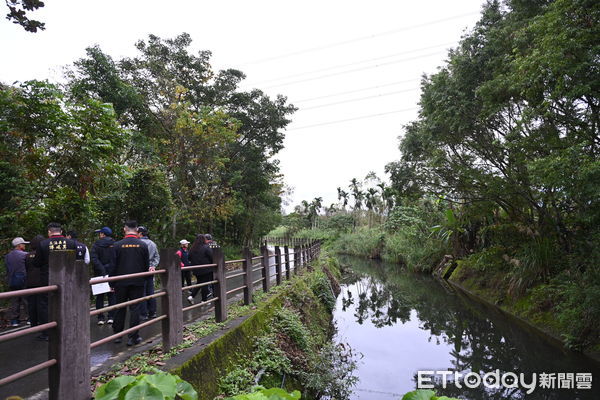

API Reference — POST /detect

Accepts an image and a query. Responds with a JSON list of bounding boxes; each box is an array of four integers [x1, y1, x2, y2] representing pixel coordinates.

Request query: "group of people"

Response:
[[4, 221, 217, 346]]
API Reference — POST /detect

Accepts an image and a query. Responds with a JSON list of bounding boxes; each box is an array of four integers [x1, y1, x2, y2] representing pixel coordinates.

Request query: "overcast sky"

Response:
[[0, 0, 486, 212]]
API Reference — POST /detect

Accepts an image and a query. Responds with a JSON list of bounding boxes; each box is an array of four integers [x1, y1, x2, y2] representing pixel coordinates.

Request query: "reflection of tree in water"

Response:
[[338, 256, 600, 400]]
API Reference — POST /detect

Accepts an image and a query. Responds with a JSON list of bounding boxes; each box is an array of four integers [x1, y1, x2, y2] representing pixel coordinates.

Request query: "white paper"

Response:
[[91, 275, 111, 295]]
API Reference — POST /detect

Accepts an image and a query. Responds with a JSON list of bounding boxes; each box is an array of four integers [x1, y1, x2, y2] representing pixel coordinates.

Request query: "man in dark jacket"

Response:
[[5, 237, 29, 327], [187, 234, 214, 304], [110, 220, 149, 346], [33, 222, 77, 340], [91, 227, 115, 325]]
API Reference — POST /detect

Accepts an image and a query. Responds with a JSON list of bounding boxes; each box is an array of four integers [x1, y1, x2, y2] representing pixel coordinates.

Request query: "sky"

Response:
[[0, 0, 486, 212]]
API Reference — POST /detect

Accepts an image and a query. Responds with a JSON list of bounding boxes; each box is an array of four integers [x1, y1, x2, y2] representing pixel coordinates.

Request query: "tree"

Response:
[[4, 0, 45, 32], [337, 187, 349, 210], [67, 33, 296, 245], [0, 80, 127, 243]]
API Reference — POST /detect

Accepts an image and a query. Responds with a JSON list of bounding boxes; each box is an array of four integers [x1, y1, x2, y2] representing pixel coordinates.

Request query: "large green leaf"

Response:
[[121, 382, 164, 400], [95, 375, 136, 400], [143, 372, 177, 398], [175, 379, 199, 400], [402, 390, 436, 400], [260, 387, 301, 399]]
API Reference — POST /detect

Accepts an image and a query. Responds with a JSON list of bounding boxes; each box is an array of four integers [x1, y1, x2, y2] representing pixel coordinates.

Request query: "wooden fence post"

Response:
[[261, 245, 271, 292], [48, 251, 90, 400], [294, 246, 301, 272], [243, 247, 253, 305], [160, 249, 183, 352], [284, 246, 291, 279], [213, 247, 228, 322], [274, 246, 282, 285]]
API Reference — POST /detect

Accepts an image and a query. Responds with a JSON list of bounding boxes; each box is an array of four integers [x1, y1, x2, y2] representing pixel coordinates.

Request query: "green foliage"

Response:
[[94, 371, 197, 400], [309, 273, 336, 312], [0, 80, 128, 246], [299, 342, 360, 400], [251, 334, 293, 376], [225, 386, 301, 400], [402, 389, 459, 400], [273, 308, 312, 352], [219, 368, 256, 397], [333, 227, 385, 259], [4, 0, 45, 32]]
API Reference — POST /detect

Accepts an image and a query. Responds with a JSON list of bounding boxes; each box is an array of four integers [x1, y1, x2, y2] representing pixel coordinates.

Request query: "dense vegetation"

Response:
[[273, 0, 600, 351], [1, 33, 295, 250]]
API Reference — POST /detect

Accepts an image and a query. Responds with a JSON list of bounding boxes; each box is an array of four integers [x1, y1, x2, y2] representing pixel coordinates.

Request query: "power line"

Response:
[[252, 42, 456, 85], [293, 79, 420, 103], [240, 12, 478, 65], [298, 87, 420, 110], [288, 107, 417, 130], [262, 51, 443, 89]]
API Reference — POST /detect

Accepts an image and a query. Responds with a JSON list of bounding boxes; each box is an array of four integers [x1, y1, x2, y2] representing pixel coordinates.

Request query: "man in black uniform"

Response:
[[33, 222, 77, 341], [110, 220, 149, 346], [91, 227, 116, 325]]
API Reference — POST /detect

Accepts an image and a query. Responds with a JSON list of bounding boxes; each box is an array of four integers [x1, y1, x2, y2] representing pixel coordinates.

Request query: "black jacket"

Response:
[[110, 235, 149, 287], [34, 235, 77, 285], [189, 244, 213, 276], [73, 240, 87, 261], [25, 251, 42, 288], [91, 236, 115, 276]]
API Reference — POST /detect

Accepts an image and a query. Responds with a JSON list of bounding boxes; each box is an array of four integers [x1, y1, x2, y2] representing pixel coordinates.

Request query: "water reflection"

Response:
[[334, 255, 600, 400]]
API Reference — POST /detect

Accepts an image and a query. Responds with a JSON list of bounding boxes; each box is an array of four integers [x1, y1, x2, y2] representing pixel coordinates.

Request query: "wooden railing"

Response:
[[0, 239, 321, 400]]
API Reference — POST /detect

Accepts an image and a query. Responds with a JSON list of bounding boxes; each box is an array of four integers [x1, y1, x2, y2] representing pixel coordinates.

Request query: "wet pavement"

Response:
[[0, 250, 298, 399]]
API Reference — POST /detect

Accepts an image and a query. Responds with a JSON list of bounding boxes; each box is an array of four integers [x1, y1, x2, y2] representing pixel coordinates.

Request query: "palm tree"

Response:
[[337, 187, 349, 211], [350, 178, 363, 211], [311, 197, 323, 228], [365, 188, 378, 228]]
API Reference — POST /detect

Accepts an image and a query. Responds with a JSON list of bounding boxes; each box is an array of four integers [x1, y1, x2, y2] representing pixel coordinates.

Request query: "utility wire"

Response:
[[240, 12, 478, 65], [262, 51, 443, 89], [298, 87, 420, 110], [293, 79, 421, 103], [252, 42, 455, 85], [288, 108, 417, 130]]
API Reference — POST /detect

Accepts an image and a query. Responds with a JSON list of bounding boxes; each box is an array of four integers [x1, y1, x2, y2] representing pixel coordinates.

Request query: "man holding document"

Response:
[[91, 226, 115, 325]]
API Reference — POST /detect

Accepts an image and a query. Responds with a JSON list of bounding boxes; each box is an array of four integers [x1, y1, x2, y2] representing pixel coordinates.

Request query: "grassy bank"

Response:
[[170, 255, 347, 400]]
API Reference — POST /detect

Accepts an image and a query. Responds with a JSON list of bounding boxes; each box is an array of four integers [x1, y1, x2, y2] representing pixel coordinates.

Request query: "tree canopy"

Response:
[[1, 33, 296, 247]]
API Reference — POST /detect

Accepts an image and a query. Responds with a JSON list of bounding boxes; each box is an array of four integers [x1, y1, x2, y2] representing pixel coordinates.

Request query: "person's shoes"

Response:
[[127, 336, 143, 346], [26, 320, 31, 325], [113, 337, 123, 344], [140, 314, 148, 321], [149, 313, 157, 319], [107, 319, 114, 325], [10, 320, 19, 327], [97, 320, 105, 326], [187, 295, 194, 305], [36, 334, 48, 341]]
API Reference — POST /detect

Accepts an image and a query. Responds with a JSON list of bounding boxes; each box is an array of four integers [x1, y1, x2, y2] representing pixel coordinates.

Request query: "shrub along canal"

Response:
[[333, 255, 600, 400]]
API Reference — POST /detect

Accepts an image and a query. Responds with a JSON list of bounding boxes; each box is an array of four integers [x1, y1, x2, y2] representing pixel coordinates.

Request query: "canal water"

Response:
[[333, 255, 600, 400]]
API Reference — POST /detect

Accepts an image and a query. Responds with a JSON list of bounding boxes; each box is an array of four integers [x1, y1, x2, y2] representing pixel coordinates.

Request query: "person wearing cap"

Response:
[[176, 239, 192, 289], [205, 233, 218, 249], [91, 226, 116, 325], [5, 237, 30, 327], [137, 225, 159, 320]]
